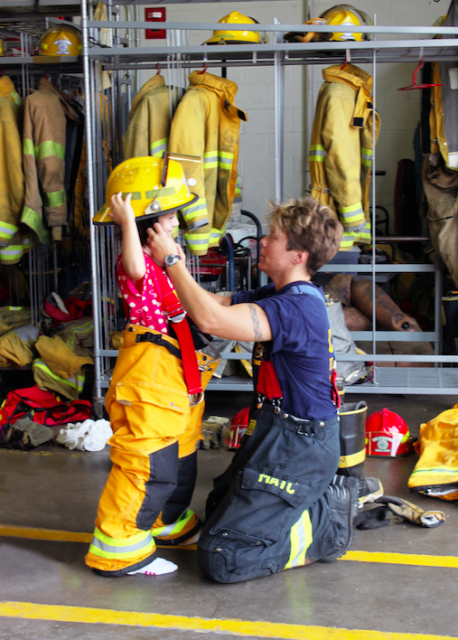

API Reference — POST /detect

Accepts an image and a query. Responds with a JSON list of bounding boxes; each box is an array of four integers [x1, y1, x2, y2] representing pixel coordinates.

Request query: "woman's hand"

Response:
[[108, 192, 134, 227], [147, 223, 180, 264], [175, 242, 186, 261]]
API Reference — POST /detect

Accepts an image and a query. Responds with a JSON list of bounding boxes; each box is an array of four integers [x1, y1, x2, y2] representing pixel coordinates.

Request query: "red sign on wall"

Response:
[[145, 8, 166, 40]]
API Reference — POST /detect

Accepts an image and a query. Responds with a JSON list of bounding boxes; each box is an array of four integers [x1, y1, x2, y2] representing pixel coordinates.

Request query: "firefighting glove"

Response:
[[354, 495, 445, 530]]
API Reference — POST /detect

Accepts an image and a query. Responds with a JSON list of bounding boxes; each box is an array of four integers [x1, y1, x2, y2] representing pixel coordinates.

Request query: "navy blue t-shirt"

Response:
[[232, 281, 337, 421]]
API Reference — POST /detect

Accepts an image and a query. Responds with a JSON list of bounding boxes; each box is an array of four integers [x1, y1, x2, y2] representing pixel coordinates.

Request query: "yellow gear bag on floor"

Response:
[[408, 403, 458, 502]]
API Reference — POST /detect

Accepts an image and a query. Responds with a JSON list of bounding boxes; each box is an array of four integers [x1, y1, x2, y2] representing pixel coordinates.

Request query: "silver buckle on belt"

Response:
[[169, 312, 186, 323]]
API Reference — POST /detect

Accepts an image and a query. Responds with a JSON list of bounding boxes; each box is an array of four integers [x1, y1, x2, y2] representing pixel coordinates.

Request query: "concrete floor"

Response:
[[1, 391, 458, 640]]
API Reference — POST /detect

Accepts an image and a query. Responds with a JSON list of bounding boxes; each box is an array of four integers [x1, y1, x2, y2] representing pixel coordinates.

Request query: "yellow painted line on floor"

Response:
[[0, 525, 92, 543], [0, 525, 197, 550], [0, 601, 455, 640], [340, 550, 458, 569], [1, 525, 457, 568]]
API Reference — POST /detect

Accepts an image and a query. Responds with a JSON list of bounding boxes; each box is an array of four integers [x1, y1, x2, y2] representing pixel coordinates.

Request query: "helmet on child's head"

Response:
[[365, 408, 413, 457], [93, 155, 198, 225], [37, 23, 82, 56], [204, 11, 261, 45]]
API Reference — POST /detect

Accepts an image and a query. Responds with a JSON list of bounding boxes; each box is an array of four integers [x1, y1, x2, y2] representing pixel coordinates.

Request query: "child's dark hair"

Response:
[[136, 217, 156, 246]]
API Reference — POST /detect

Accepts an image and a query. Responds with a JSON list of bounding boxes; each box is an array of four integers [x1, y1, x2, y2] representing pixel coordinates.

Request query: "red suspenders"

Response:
[[150, 261, 203, 396]]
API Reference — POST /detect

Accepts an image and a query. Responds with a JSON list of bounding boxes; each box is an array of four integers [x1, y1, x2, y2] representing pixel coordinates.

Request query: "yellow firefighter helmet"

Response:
[[204, 11, 261, 45], [38, 23, 82, 56], [319, 4, 373, 41], [93, 156, 198, 225], [284, 4, 372, 43]]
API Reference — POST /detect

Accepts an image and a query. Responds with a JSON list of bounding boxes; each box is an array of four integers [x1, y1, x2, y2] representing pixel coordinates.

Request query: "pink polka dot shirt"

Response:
[[117, 252, 172, 334]]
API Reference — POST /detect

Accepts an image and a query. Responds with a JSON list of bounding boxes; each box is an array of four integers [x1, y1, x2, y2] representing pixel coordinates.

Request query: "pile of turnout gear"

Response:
[[0, 385, 92, 450]]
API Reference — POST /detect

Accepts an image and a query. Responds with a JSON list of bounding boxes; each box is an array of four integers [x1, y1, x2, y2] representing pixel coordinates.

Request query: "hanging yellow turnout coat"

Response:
[[309, 64, 381, 251], [169, 71, 247, 256]]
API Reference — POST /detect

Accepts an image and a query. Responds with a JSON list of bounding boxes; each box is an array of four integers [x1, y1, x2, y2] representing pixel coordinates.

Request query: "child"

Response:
[[86, 157, 215, 577]]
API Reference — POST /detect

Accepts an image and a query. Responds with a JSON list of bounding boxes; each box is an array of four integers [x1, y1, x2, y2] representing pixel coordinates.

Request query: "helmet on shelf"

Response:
[[37, 23, 82, 56], [318, 4, 373, 41], [204, 11, 262, 45], [221, 406, 250, 449], [284, 4, 372, 44], [365, 408, 413, 457], [93, 155, 198, 225]]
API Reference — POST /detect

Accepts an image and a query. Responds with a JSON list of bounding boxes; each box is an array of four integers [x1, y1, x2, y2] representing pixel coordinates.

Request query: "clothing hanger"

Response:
[[156, 62, 160, 75], [199, 53, 207, 75], [341, 49, 351, 71], [398, 53, 444, 91]]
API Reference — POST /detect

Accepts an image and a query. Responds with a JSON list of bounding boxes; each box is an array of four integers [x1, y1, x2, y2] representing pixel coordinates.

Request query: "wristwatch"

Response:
[[163, 254, 181, 268]]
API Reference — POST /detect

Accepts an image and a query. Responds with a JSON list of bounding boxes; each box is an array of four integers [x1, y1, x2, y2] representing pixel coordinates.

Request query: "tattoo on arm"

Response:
[[248, 304, 263, 341]]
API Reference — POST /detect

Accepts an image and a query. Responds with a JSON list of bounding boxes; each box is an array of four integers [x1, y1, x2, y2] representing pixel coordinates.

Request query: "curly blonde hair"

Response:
[[267, 197, 343, 276]]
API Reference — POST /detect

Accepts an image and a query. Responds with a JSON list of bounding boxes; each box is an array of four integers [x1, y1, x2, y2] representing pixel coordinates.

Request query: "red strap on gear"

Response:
[[150, 261, 203, 396], [256, 359, 283, 401], [331, 369, 342, 409]]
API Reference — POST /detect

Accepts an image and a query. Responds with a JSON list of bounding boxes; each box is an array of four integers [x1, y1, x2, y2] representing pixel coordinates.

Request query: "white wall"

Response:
[[137, 1, 306, 224], [308, 0, 448, 232]]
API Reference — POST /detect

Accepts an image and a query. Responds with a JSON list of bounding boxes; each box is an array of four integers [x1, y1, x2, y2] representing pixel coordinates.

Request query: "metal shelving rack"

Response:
[[80, 4, 458, 408], [0, 0, 84, 327]]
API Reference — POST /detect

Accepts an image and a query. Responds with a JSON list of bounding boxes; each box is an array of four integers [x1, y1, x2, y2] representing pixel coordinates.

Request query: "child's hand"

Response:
[[108, 192, 135, 226]]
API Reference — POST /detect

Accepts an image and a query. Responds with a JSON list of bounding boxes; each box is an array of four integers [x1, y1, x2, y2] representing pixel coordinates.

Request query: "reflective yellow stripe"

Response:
[[338, 448, 366, 469], [154, 509, 195, 538], [309, 144, 326, 162], [35, 140, 65, 161], [340, 232, 355, 249], [32, 359, 84, 392], [0, 245, 24, 263], [150, 137, 168, 158], [89, 526, 154, 560], [284, 510, 312, 570], [410, 467, 458, 477], [218, 150, 234, 169], [43, 190, 66, 208], [11, 91, 21, 106], [23, 138, 35, 157], [361, 147, 373, 166], [209, 228, 222, 247], [204, 151, 218, 169], [66, 320, 93, 351], [182, 198, 207, 220], [0, 221, 19, 241], [184, 232, 211, 250]]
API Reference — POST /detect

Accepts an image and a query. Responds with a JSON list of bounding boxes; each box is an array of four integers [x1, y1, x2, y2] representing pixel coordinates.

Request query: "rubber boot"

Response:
[[313, 477, 359, 563], [337, 401, 368, 480]]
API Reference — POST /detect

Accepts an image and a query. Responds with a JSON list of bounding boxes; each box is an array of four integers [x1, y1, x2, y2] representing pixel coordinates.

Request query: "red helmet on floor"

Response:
[[366, 408, 413, 457], [221, 407, 250, 450]]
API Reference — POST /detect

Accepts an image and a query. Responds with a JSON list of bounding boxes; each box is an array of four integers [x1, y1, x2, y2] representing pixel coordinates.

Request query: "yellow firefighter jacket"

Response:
[[169, 71, 247, 256], [408, 403, 458, 502], [123, 74, 178, 160], [22, 78, 79, 245], [0, 77, 26, 265], [309, 64, 380, 251]]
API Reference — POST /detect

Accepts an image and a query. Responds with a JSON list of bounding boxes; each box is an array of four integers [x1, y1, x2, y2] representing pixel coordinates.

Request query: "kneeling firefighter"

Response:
[[146, 196, 361, 583], [199, 338, 361, 584], [85, 155, 219, 577]]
